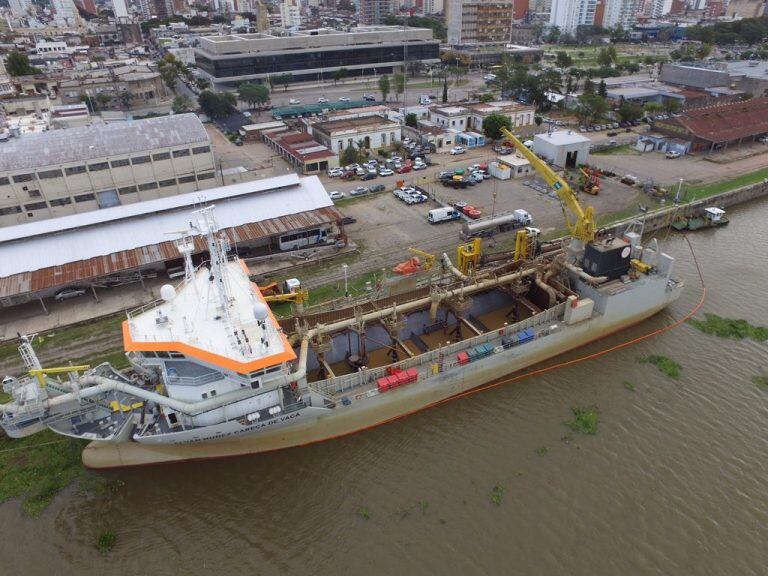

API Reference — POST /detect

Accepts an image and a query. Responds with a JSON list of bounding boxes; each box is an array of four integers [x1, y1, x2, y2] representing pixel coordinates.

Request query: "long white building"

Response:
[[549, 0, 597, 33]]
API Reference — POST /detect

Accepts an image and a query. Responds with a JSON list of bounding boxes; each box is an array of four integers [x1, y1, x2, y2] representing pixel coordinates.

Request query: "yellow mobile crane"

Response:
[[501, 127, 597, 248]]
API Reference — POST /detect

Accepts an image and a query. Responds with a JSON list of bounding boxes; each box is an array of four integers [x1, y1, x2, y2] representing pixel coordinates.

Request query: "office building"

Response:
[[195, 26, 440, 87], [0, 114, 217, 227], [280, 0, 302, 27], [447, 0, 514, 45], [359, 0, 393, 24], [548, 0, 597, 34]]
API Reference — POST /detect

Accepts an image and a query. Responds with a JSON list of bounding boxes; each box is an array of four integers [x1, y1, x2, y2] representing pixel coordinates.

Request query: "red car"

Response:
[[397, 165, 412, 174], [340, 171, 356, 180], [463, 205, 482, 219]]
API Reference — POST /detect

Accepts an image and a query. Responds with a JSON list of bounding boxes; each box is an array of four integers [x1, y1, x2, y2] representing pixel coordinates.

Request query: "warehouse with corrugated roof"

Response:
[[0, 173, 343, 310]]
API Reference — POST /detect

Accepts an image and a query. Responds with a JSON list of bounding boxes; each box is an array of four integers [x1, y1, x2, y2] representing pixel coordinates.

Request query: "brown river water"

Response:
[[2, 198, 767, 576]]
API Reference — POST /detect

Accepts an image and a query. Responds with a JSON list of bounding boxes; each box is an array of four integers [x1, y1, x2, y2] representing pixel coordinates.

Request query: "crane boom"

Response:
[[500, 127, 596, 243]]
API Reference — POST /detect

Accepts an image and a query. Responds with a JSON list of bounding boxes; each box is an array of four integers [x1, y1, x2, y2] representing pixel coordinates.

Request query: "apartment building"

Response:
[[549, 0, 598, 33], [359, 0, 394, 24], [313, 115, 402, 153], [447, 0, 514, 45], [0, 114, 217, 227]]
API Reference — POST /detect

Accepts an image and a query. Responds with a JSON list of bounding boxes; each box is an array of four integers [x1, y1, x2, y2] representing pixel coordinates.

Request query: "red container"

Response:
[[457, 352, 470, 365], [387, 375, 401, 389], [377, 378, 390, 393], [406, 368, 418, 382]]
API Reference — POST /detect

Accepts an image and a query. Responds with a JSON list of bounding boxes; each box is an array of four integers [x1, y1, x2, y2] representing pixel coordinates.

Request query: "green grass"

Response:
[[565, 406, 599, 435], [623, 380, 636, 392], [592, 144, 637, 156], [0, 430, 115, 517], [752, 376, 768, 391], [681, 166, 768, 202], [489, 484, 505, 506], [96, 531, 117, 554], [640, 354, 682, 380], [358, 506, 372, 520], [689, 313, 768, 342], [535, 446, 549, 456]]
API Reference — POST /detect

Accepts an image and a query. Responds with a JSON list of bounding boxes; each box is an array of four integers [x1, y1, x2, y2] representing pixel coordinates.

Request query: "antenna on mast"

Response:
[[194, 206, 233, 320]]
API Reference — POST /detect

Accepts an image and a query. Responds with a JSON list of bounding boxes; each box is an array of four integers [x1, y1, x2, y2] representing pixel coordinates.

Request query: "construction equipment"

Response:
[[457, 238, 482, 275], [579, 167, 600, 195], [408, 248, 436, 272], [500, 127, 596, 246], [260, 278, 309, 305], [513, 227, 540, 262]]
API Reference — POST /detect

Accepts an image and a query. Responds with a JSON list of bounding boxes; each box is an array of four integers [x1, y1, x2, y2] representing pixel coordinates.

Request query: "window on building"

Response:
[[131, 155, 151, 165], [0, 206, 22, 216], [382, 133, 387, 145], [192, 145, 211, 155], [110, 158, 130, 168], [152, 152, 171, 161], [0, 177, 9, 186], [74, 193, 95, 203], [24, 201, 47, 211], [50, 198, 72, 206], [159, 179, 176, 188], [96, 189, 120, 208], [12, 173, 34, 183], [118, 186, 137, 195], [138, 182, 158, 191], [197, 172, 215, 180], [27, 189, 42, 198], [65, 165, 87, 175], [172, 149, 190, 158], [178, 175, 196, 184], [38, 169, 63, 179], [88, 162, 109, 172]]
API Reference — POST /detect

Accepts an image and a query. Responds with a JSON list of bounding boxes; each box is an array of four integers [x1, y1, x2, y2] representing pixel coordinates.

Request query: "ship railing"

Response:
[[126, 298, 165, 320], [310, 302, 567, 398], [165, 371, 228, 387]]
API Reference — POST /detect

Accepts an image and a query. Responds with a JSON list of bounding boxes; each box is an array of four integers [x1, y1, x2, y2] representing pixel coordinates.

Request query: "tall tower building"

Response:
[[548, 0, 597, 33], [447, 0, 514, 45], [358, 0, 393, 24], [51, 0, 81, 27], [8, 0, 31, 17], [601, 0, 637, 27], [280, 0, 302, 27]]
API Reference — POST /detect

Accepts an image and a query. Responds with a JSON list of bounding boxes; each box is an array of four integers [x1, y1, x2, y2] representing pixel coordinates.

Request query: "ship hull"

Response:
[[82, 279, 683, 469]]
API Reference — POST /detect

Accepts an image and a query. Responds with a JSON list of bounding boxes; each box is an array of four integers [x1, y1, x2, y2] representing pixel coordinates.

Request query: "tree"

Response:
[[643, 102, 664, 119], [172, 95, 192, 114], [598, 80, 607, 98], [119, 90, 134, 109], [271, 74, 293, 92], [393, 72, 406, 102], [583, 78, 595, 95], [239, 82, 269, 107], [534, 115, 543, 127], [662, 99, 681, 115], [405, 113, 418, 128], [545, 26, 561, 44], [95, 92, 112, 110], [480, 93, 495, 103], [482, 113, 513, 140], [617, 99, 643, 122], [696, 43, 713, 60], [340, 144, 359, 166], [5, 51, 40, 76], [442, 75, 448, 103], [332, 68, 348, 85], [555, 51, 572, 69], [198, 90, 236, 118], [378, 75, 390, 102], [195, 77, 211, 90], [575, 94, 608, 126], [159, 65, 178, 90]]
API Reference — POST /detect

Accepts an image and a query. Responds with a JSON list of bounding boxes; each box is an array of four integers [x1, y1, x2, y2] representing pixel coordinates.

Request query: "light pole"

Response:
[[674, 178, 684, 203], [342, 263, 349, 297]]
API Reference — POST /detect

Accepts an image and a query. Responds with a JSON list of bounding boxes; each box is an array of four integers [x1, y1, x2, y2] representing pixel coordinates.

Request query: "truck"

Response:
[[460, 209, 533, 238], [427, 207, 461, 224]]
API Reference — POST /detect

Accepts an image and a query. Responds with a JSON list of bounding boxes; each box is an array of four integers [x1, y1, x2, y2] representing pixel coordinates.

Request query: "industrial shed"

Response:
[[0, 174, 343, 310]]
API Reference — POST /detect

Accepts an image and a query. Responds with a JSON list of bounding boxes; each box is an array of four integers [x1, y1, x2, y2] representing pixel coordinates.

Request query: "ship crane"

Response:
[[500, 127, 597, 258]]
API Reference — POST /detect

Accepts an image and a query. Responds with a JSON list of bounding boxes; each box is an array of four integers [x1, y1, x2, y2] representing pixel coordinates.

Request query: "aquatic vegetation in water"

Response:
[[565, 406, 599, 435], [358, 506, 372, 520], [752, 376, 768, 391], [535, 446, 549, 456], [489, 484, 505, 506], [640, 355, 682, 380], [96, 531, 117, 554], [689, 313, 768, 342], [623, 380, 636, 392]]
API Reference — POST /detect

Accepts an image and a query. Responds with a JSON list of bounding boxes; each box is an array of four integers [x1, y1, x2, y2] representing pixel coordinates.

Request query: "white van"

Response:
[[428, 207, 461, 224], [419, 95, 432, 105]]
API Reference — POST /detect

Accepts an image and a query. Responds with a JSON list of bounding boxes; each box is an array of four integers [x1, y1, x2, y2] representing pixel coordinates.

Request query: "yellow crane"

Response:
[[501, 127, 597, 245], [408, 247, 436, 271], [29, 365, 91, 387], [456, 238, 482, 275]]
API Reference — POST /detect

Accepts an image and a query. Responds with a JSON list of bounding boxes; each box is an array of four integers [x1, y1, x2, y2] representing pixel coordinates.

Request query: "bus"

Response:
[[278, 227, 329, 251]]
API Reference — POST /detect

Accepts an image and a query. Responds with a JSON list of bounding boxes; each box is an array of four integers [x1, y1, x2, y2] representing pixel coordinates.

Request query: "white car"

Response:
[[378, 168, 394, 177], [523, 140, 534, 148], [471, 171, 486, 180], [759, 135, 768, 144], [329, 191, 344, 200], [289, 98, 301, 105], [327, 167, 344, 176], [54, 288, 86, 301], [665, 151, 681, 159], [413, 162, 427, 170], [317, 97, 329, 104], [339, 96, 351, 103], [450, 146, 466, 155], [350, 187, 369, 196]]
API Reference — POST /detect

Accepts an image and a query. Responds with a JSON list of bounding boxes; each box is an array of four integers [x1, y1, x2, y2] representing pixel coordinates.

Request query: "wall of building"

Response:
[[0, 144, 217, 227]]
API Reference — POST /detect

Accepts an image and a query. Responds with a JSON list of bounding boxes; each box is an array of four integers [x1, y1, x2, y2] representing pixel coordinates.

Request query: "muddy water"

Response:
[[2, 199, 768, 576]]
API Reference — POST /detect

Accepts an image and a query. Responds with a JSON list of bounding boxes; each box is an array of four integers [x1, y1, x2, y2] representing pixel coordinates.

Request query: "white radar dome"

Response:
[[253, 302, 269, 321], [160, 284, 177, 302]]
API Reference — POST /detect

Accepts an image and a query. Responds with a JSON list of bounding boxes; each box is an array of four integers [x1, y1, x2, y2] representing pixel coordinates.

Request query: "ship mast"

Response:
[[194, 206, 234, 322]]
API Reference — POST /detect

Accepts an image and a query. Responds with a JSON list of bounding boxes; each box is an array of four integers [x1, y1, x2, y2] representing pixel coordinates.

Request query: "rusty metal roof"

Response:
[[663, 97, 768, 143]]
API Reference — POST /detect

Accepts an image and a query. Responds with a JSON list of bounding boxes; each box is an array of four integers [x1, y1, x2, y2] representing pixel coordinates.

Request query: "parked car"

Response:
[[289, 98, 301, 105], [758, 135, 768, 144], [339, 216, 357, 225], [397, 165, 412, 174], [327, 167, 344, 177], [378, 168, 394, 177], [360, 172, 377, 181], [362, 94, 376, 101], [317, 97, 329, 104], [350, 187, 370, 196], [665, 151, 681, 159], [370, 184, 386, 192], [338, 96, 351, 103], [607, 131, 618, 137], [450, 146, 466, 155], [340, 171, 356, 180], [329, 191, 344, 200], [54, 288, 86, 301]]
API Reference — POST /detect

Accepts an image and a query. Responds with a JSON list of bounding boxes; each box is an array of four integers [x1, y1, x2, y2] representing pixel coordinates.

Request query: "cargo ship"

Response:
[[0, 131, 684, 469]]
